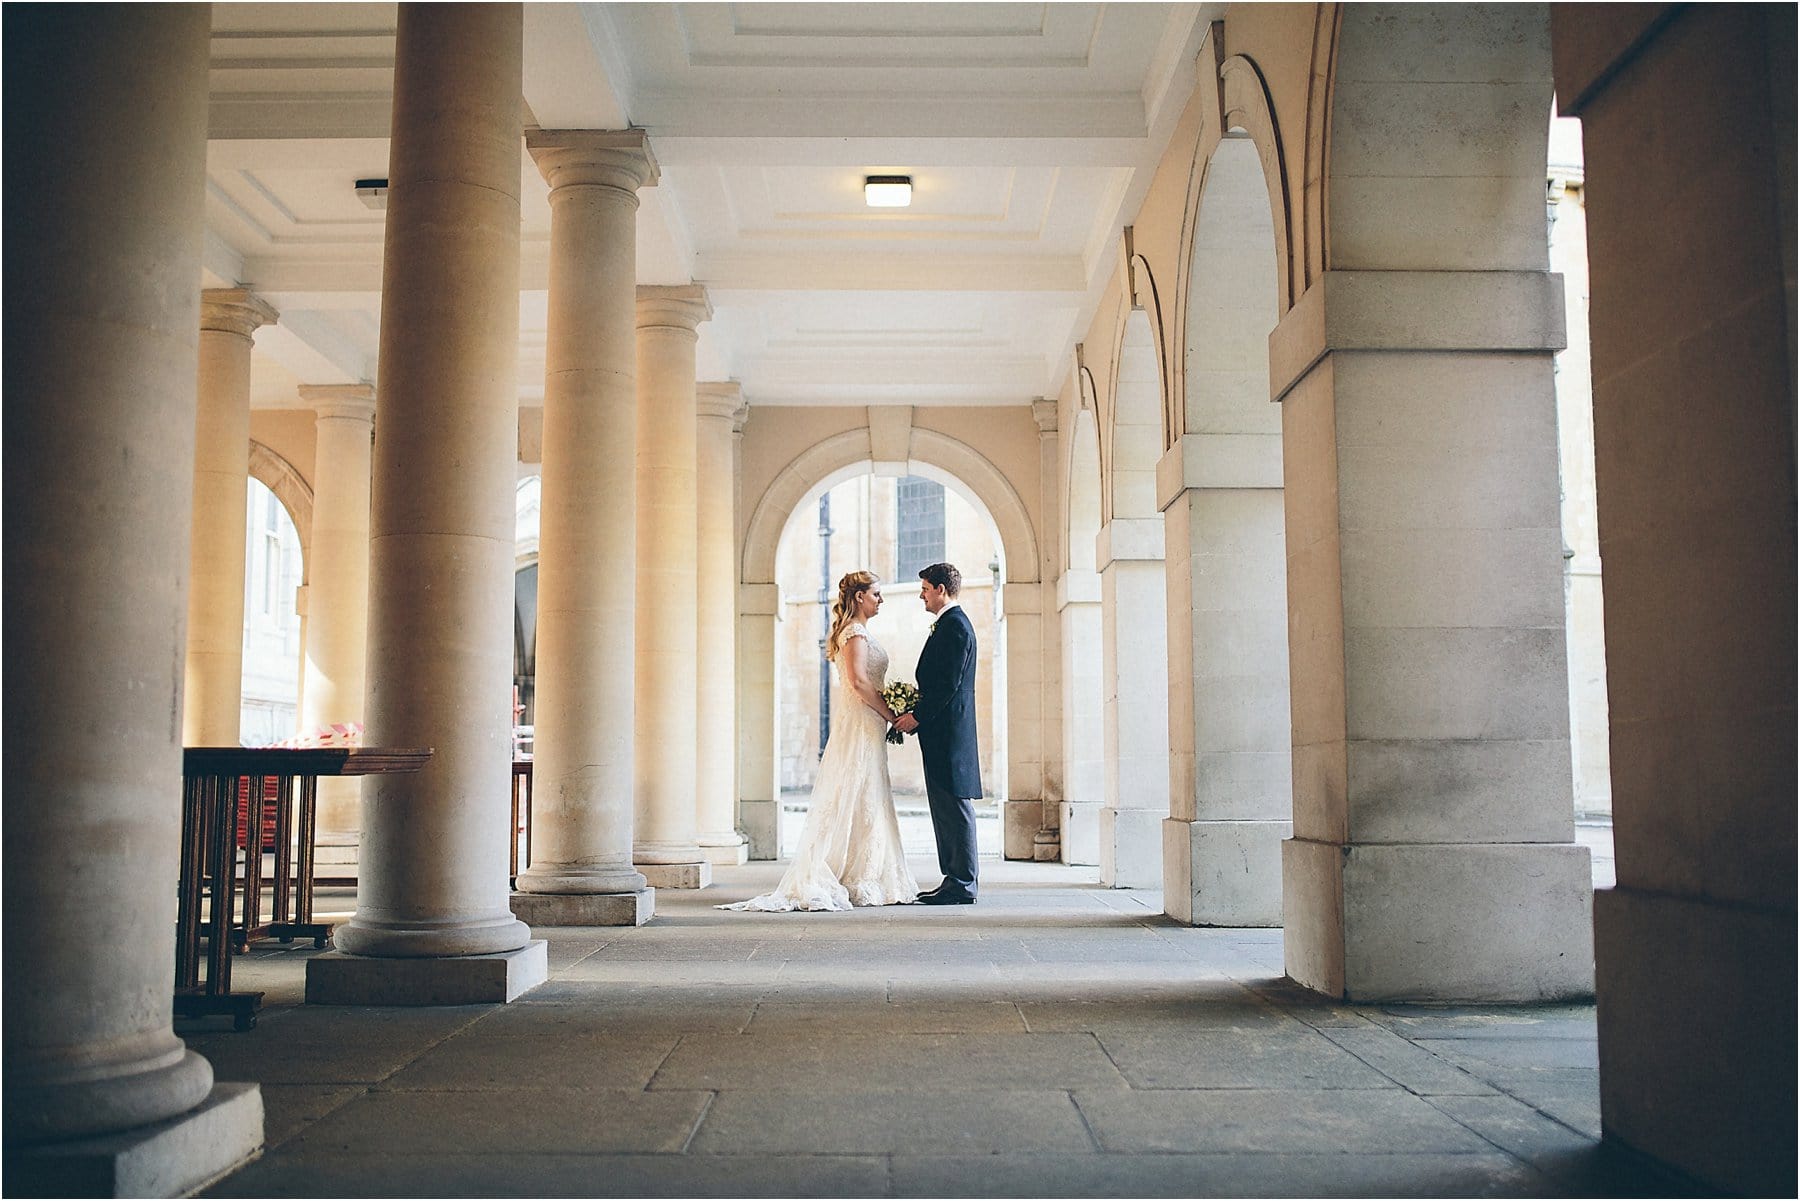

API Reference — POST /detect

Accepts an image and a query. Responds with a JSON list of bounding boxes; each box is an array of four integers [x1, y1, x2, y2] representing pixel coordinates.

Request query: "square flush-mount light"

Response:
[[864, 174, 912, 207], [355, 178, 388, 210]]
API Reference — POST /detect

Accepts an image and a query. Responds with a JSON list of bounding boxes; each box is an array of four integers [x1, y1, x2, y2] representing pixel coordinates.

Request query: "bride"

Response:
[[719, 570, 919, 911]]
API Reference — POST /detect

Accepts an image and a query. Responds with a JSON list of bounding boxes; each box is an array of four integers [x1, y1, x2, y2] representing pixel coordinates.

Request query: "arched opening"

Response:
[[239, 475, 304, 745], [1098, 307, 1170, 888], [513, 475, 540, 752], [1163, 130, 1291, 926], [771, 469, 1007, 859], [1059, 403, 1104, 865]]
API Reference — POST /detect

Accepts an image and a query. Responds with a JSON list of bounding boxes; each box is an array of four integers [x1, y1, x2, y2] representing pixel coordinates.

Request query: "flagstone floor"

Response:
[[190, 858, 1698, 1198]]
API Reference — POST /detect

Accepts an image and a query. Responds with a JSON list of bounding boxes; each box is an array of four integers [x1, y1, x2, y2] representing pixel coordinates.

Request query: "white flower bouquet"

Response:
[[882, 680, 920, 745]]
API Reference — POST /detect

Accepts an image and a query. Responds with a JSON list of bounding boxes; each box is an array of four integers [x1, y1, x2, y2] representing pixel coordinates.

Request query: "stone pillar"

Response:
[[1158, 438, 1291, 926], [1001, 587, 1047, 859], [2, 6, 261, 1192], [632, 285, 714, 889], [1057, 569, 1105, 865], [1271, 269, 1592, 1001], [184, 288, 278, 746], [297, 384, 375, 861], [1554, 6, 1795, 1192], [1013, 398, 1063, 863], [309, 3, 545, 1003], [511, 129, 658, 928], [737, 583, 782, 860], [696, 382, 750, 866], [1097, 518, 1169, 887]]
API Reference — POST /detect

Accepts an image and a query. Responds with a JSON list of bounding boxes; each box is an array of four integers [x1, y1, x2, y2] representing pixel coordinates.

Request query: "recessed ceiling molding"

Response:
[[695, 251, 1087, 293], [624, 93, 1146, 140], [650, 136, 1154, 168], [210, 92, 393, 140], [205, 178, 274, 243]]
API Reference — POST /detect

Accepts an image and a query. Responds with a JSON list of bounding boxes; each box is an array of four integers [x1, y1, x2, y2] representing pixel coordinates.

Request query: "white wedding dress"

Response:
[[719, 622, 919, 911]]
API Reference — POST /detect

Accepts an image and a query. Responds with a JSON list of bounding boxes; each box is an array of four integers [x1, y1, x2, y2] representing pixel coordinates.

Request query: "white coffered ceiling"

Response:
[[208, 2, 1214, 410]]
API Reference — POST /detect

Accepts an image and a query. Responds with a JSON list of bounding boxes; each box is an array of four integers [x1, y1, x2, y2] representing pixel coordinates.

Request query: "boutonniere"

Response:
[[930, 621, 937, 633]]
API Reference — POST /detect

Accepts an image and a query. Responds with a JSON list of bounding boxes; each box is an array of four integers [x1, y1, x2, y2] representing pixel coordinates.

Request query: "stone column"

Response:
[[737, 583, 782, 860], [1097, 517, 1170, 888], [632, 285, 714, 888], [1554, 7, 1795, 1192], [695, 382, 750, 865], [512, 129, 658, 927], [2, 5, 261, 1191], [297, 384, 375, 860], [184, 288, 278, 746], [309, 3, 545, 1003], [1271, 269, 1592, 1001], [1057, 569, 1105, 865]]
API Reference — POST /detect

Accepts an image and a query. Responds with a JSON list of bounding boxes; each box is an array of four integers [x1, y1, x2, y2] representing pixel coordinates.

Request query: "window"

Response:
[[895, 476, 945, 584], [260, 489, 282, 617]]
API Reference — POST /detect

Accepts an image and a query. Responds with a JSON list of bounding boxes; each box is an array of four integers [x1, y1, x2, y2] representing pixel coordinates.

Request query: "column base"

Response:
[[3, 1082, 261, 1199], [1002, 800, 1042, 860], [305, 940, 548, 1005], [1282, 838, 1594, 1001], [1594, 885, 1796, 1196], [511, 890, 654, 927], [636, 861, 712, 889], [1032, 827, 1061, 862], [1099, 806, 1163, 888], [698, 834, 749, 867], [739, 800, 779, 861], [1059, 801, 1101, 865], [1163, 817, 1288, 926]]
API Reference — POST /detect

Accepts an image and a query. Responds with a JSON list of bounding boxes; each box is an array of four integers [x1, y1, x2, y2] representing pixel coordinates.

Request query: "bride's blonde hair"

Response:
[[824, 570, 878, 661]]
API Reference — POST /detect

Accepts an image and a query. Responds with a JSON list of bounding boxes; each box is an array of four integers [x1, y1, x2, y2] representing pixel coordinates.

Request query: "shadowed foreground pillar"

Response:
[[298, 383, 375, 866], [632, 285, 713, 889], [1554, 5, 1796, 1192], [2, 5, 262, 1193], [309, 2, 545, 1003], [512, 129, 657, 926], [695, 382, 750, 866], [184, 288, 277, 746]]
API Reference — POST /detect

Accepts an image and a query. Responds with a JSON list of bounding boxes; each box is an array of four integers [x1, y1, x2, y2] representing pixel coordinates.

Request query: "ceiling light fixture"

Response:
[[355, 178, 388, 210], [864, 174, 912, 208]]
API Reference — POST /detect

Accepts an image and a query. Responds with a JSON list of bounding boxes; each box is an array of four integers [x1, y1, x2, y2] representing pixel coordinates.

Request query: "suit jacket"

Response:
[[913, 604, 982, 800]]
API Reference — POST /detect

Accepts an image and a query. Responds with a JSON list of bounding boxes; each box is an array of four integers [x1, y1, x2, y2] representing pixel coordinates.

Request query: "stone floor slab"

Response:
[[1096, 1027, 1399, 1090], [184, 1004, 490, 1084], [890, 1151, 1565, 1198], [206, 1151, 890, 1198], [1077, 1088, 1495, 1154], [692, 1090, 1094, 1154], [652, 1032, 1129, 1092], [1319, 1025, 1498, 1095], [285, 1087, 711, 1154], [379, 1033, 678, 1091], [255, 1083, 367, 1149], [1415, 1035, 1601, 1072], [747, 999, 1027, 1034]]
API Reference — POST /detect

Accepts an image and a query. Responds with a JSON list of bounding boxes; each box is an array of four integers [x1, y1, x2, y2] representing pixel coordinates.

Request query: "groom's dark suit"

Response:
[[912, 603, 981, 899]]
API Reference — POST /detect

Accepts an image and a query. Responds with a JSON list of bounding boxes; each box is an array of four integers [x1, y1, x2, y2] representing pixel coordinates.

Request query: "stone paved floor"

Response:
[[190, 858, 1699, 1199]]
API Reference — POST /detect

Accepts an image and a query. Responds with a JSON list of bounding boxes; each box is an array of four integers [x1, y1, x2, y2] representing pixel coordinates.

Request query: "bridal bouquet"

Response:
[[882, 680, 920, 745]]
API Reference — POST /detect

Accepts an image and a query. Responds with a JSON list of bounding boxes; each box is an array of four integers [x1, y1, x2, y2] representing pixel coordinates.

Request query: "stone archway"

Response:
[[737, 425, 1045, 861]]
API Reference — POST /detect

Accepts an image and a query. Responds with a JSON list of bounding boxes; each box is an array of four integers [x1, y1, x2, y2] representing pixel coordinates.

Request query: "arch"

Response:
[[742, 426, 1039, 587], [1065, 406, 1101, 575], [248, 439, 311, 583], [1105, 307, 1163, 524]]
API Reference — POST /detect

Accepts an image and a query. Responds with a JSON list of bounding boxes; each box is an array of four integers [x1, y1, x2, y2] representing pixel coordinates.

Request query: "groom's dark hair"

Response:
[[918, 562, 961, 597]]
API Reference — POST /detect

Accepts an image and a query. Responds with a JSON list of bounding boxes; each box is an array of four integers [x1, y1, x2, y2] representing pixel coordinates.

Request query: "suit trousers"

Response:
[[922, 769, 979, 897]]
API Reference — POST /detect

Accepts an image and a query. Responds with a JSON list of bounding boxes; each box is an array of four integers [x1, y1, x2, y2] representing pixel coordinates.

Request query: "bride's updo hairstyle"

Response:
[[825, 570, 878, 661]]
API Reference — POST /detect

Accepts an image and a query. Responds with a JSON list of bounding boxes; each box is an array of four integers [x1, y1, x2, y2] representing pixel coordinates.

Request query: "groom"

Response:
[[893, 562, 981, 905]]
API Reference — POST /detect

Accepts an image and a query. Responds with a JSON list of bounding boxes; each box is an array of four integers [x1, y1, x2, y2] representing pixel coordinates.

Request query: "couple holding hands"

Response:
[[721, 562, 981, 912]]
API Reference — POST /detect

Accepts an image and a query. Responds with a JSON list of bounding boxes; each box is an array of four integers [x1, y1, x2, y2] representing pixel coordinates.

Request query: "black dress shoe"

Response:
[[916, 890, 975, 905]]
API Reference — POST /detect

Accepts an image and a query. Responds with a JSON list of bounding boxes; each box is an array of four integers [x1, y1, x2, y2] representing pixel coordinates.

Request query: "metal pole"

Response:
[[817, 492, 833, 757]]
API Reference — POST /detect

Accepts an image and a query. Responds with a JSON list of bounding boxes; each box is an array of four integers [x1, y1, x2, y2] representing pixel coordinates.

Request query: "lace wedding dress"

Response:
[[719, 623, 919, 911]]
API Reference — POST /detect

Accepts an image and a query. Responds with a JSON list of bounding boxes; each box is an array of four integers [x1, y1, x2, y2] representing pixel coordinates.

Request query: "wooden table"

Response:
[[177, 746, 432, 1029]]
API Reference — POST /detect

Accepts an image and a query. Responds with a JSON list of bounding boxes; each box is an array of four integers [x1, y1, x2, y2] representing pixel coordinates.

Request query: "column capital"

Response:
[[299, 382, 376, 422], [697, 381, 747, 425], [200, 288, 278, 339], [527, 127, 659, 195], [1031, 399, 1058, 434], [636, 284, 712, 333]]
